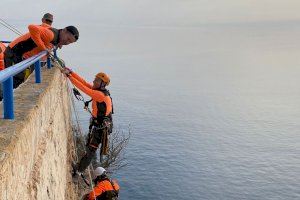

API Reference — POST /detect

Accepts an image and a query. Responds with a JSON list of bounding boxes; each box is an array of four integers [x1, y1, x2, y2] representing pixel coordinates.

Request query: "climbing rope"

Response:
[[0, 18, 23, 36], [68, 80, 96, 200], [44, 50, 96, 197]]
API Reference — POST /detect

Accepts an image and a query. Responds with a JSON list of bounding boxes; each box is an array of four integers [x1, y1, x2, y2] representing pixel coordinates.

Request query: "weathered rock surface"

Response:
[[0, 67, 76, 199]]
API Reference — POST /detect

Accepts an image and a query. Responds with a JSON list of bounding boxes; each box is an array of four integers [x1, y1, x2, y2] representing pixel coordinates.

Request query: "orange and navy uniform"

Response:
[[7, 24, 59, 60], [40, 23, 51, 28], [39, 23, 53, 62], [68, 72, 113, 120], [88, 179, 120, 200], [0, 42, 6, 70]]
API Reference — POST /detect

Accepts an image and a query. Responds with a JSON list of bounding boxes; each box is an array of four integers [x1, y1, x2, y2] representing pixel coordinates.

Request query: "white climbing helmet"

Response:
[[94, 167, 106, 177]]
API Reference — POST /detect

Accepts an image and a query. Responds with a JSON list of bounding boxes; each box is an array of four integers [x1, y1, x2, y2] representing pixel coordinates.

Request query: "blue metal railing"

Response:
[[0, 50, 53, 119]]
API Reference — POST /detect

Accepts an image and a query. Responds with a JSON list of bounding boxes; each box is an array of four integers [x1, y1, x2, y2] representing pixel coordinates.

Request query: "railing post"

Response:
[[3, 77, 14, 119], [47, 56, 51, 69], [34, 60, 41, 83]]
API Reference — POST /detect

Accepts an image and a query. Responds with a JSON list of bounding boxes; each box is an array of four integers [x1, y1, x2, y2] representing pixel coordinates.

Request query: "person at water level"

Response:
[[82, 167, 120, 200]]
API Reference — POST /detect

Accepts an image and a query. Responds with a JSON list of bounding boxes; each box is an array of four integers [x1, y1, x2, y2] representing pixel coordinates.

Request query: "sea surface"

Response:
[[61, 21, 300, 200], [1, 9, 300, 198]]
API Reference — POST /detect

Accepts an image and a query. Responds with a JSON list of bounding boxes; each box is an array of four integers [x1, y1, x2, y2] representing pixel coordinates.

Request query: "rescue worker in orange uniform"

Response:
[[40, 13, 54, 65], [41, 13, 53, 28], [0, 42, 6, 70], [4, 24, 79, 88], [61, 68, 113, 174], [82, 167, 120, 200]]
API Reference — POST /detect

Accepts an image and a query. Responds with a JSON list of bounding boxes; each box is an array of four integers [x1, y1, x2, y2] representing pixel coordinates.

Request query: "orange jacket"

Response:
[[0, 42, 6, 70], [88, 179, 120, 200], [40, 23, 51, 28], [8, 24, 59, 59], [39, 24, 53, 62], [68, 72, 113, 118]]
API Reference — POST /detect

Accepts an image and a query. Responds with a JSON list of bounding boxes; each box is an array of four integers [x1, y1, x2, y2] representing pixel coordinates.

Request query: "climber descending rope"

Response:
[[54, 55, 118, 200], [52, 57, 112, 173], [60, 67, 114, 173]]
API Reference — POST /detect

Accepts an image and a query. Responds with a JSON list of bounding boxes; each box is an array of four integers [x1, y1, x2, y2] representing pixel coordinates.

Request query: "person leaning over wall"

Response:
[[4, 24, 79, 88]]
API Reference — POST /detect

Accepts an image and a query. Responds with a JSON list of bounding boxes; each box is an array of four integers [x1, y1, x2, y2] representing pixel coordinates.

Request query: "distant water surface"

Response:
[[63, 22, 300, 200]]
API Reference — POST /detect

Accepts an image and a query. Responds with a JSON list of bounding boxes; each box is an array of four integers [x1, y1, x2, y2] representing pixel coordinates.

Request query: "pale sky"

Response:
[[2, 0, 300, 27]]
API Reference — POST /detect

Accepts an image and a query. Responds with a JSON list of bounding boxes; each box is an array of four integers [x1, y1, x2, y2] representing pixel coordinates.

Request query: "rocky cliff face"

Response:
[[0, 67, 76, 199]]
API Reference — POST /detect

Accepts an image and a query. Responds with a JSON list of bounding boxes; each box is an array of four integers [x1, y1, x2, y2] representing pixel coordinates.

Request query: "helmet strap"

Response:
[[99, 80, 106, 89]]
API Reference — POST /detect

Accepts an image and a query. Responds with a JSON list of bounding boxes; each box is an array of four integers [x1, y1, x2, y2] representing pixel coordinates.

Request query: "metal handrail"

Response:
[[0, 51, 47, 82], [0, 50, 53, 119]]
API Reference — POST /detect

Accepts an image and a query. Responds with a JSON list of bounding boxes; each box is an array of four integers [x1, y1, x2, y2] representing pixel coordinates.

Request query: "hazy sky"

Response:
[[2, 0, 300, 27]]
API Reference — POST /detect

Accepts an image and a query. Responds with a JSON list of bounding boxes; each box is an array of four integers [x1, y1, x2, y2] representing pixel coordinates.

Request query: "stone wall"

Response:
[[0, 67, 75, 199]]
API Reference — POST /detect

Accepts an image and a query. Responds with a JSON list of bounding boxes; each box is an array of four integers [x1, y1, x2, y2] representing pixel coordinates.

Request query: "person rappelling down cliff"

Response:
[[60, 67, 113, 176]]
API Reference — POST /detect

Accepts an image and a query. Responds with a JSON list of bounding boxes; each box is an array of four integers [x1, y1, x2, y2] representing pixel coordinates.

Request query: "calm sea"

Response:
[[2, 12, 300, 199], [60, 21, 300, 200]]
